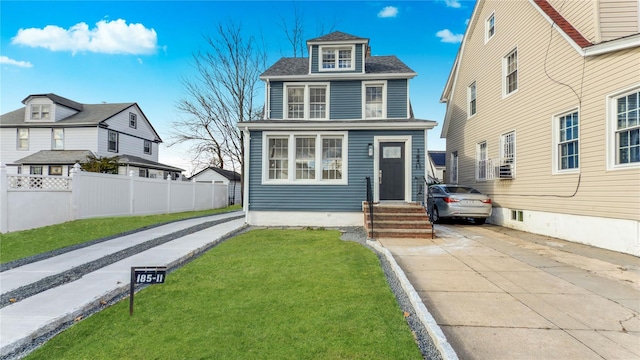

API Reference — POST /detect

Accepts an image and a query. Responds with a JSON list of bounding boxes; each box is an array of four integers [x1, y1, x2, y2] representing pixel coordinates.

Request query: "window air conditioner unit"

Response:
[[498, 163, 513, 179]]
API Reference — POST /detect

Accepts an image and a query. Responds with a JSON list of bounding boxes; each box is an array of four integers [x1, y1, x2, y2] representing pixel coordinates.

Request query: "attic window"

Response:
[[129, 113, 137, 128], [485, 13, 495, 43], [30, 104, 51, 120], [319, 45, 355, 71]]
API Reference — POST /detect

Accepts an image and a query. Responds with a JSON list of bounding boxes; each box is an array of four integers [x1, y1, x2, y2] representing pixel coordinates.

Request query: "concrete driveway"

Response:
[[379, 223, 640, 360]]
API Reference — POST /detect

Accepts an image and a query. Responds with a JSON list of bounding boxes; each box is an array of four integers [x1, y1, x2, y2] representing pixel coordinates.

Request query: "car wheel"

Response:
[[431, 207, 440, 223], [473, 218, 486, 225]]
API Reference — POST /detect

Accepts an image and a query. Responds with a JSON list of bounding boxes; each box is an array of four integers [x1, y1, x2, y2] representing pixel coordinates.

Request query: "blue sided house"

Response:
[[238, 31, 437, 227]]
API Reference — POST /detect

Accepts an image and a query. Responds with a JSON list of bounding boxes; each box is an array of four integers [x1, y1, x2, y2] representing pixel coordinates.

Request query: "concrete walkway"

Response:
[[379, 223, 640, 360], [0, 212, 246, 358]]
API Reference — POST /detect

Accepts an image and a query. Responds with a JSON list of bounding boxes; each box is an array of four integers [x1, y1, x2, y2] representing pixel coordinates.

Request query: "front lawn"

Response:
[[0, 205, 241, 264], [26, 229, 422, 359]]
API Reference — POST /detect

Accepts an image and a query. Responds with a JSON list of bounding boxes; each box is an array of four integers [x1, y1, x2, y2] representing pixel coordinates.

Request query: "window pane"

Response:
[[31, 105, 40, 119], [322, 50, 335, 69], [269, 138, 288, 179], [365, 85, 383, 118], [309, 87, 326, 119], [295, 137, 315, 179], [287, 87, 304, 118], [322, 138, 342, 180], [41, 105, 50, 120], [338, 50, 351, 68]]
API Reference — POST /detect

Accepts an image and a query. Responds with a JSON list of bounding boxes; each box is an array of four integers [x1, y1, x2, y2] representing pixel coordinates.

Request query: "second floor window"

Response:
[[108, 130, 119, 152], [468, 82, 477, 117], [364, 82, 386, 119], [504, 49, 518, 96], [17, 128, 29, 150], [144, 140, 152, 155], [52, 129, 64, 150], [285, 84, 329, 120], [129, 113, 137, 128], [30, 104, 51, 120]]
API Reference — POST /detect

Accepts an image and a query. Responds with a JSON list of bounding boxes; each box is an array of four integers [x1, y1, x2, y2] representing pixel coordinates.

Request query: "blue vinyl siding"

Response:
[[310, 44, 363, 74], [387, 79, 408, 118], [248, 129, 425, 212], [269, 82, 283, 119], [330, 81, 361, 119]]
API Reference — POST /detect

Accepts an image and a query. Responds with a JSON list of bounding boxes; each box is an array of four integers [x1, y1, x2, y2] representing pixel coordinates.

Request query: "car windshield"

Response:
[[444, 186, 481, 194]]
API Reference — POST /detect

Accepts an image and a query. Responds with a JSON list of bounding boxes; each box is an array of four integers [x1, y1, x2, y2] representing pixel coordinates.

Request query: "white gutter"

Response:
[[264, 79, 270, 120], [260, 73, 417, 81], [239, 120, 437, 131]]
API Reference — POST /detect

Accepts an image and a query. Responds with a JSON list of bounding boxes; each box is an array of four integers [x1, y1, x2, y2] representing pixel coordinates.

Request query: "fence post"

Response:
[[129, 170, 135, 215], [166, 174, 172, 213], [70, 163, 81, 220], [0, 164, 8, 233]]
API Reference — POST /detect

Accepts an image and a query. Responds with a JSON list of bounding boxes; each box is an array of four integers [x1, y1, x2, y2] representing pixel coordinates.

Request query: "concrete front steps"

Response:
[[363, 202, 434, 239]]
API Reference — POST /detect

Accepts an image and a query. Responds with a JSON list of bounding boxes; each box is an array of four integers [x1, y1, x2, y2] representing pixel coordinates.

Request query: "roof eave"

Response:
[[584, 34, 640, 56], [260, 72, 417, 81], [238, 119, 437, 131]]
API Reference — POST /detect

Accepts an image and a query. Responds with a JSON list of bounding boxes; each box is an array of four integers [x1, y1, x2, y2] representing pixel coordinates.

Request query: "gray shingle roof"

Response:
[[307, 31, 368, 42], [14, 150, 95, 165], [0, 102, 134, 127], [22, 93, 84, 111], [261, 56, 414, 77], [117, 154, 185, 172]]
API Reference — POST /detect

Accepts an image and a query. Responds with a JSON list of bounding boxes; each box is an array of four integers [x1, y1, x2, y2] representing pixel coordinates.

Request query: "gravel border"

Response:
[[3, 225, 451, 360]]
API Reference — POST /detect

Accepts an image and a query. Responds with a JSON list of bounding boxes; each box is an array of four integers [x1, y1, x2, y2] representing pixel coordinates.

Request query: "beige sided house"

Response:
[[440, 0, 640, 256]]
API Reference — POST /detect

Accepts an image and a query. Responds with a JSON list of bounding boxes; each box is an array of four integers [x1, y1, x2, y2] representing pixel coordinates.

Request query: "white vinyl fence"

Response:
[[0, 164, 228, 233]]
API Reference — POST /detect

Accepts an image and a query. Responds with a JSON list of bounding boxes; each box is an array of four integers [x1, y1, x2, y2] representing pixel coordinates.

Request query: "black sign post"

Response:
[[130, 266, 167, 316]]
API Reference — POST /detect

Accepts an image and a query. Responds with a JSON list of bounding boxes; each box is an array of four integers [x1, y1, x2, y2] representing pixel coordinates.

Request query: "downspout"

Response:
[[242, 127, 250, 224]]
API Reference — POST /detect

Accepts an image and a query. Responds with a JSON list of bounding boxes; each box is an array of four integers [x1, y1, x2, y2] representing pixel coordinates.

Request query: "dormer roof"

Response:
[[260, 55, 415, 79], [22, 93, 83, 111], [307, 31, 369, 44]]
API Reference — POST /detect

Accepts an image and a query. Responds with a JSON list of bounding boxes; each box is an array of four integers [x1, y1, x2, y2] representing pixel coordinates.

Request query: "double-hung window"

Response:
[[503, 48, 518, 96], [363, 81, 386, 119], [320, 46, 354, 71], [554, 111, 579, 172], [468, 82, 477, 117], [129, 113, 137, 128], [476, 141, 488, 181], [485, 13, 495, 42], [144, 140, 152, 155], [108, 130, 119, 152], [52, 129, 64, 150], [612, 89, 639, 166], [30, 104, 50, 120], [17, 128, 29, 150], [285, 84, 329, 120], [265, 132, 347, 184]]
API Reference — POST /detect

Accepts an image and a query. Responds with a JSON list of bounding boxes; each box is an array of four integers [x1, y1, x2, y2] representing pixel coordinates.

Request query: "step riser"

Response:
[[366, 231, 433, 239], [366, 215, 428, 222], [368, 223, 432, 229]]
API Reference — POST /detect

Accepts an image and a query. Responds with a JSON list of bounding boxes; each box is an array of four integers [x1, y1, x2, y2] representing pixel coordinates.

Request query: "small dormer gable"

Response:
[[307, 31, 369, 75], [22, 93, 82, 123]]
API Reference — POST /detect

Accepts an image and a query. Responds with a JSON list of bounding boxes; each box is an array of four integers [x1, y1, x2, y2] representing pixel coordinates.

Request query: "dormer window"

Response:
[[30, 104, 51, 120], [320, 45, 355, 71]]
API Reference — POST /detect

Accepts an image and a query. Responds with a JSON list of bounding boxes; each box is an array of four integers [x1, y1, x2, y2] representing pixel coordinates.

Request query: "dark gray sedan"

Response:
[[427, 185, 492, 225]]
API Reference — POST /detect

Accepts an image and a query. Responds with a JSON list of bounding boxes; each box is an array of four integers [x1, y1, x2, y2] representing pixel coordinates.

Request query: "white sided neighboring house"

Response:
[[0, 93, 184, 178], [190, 167, 242, 205], [440, 0, 640, 255]]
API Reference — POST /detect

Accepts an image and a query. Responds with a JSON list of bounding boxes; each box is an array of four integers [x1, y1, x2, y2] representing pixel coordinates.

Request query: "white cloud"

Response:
[[378, 6, 398, 18], [436, 29, 463, 43], [11, 19, 158, 55], [444, 0, 462, 8], [0, 56, 33, 68]]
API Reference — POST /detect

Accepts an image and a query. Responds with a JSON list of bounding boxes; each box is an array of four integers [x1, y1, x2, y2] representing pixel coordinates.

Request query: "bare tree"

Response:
[[279, 4, 305, 57], [171, 22, 266, 179]]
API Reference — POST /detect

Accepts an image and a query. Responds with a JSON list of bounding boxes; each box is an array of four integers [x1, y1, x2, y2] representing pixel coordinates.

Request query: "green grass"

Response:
[[0, 205, 242, 264], [26, 229, 422, 359]]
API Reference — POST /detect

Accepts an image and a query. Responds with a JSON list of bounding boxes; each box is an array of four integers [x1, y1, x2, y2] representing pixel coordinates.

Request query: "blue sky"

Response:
[[1, 0, 474, 174]]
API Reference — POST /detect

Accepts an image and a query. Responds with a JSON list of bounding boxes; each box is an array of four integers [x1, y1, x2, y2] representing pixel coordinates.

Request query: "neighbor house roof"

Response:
[[428, 151, 446, 167], [190, 167, 241, 181], [261, 56, 414, 77], [14, 150, 95, 165], [22, 93, 84, 111], [117, 154, 185, 172]]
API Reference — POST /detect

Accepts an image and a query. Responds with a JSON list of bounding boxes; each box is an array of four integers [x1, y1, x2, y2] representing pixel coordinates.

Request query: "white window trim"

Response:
[[450, 152, 458, 184], [30, 104, 51, 120], [144, 140, 152, 155], [552, 108, 580, 174], [129, 112, 137, 129], [362, 80, 388, 120], [476, 141, 488, 181], [485, 12, 495, 43], [108, 130, 119, 153], [52, 128, 64, 150], [502, 47, 518, 98], [17, 128, 29, 150], [262, 131, 348, 185], [318, 45, 356, 72], [606, 84, 640, 171], [500, 130, 517, 179], [283, 82, 330, 120], [467, 81, 477, 118]]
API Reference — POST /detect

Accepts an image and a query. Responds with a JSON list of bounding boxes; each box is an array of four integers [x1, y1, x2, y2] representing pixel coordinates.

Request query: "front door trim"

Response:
[[373, 135, 412, 202]]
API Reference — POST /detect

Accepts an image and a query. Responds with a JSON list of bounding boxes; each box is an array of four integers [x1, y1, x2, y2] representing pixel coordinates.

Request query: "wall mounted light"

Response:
[[367, 143, 373, 157]]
